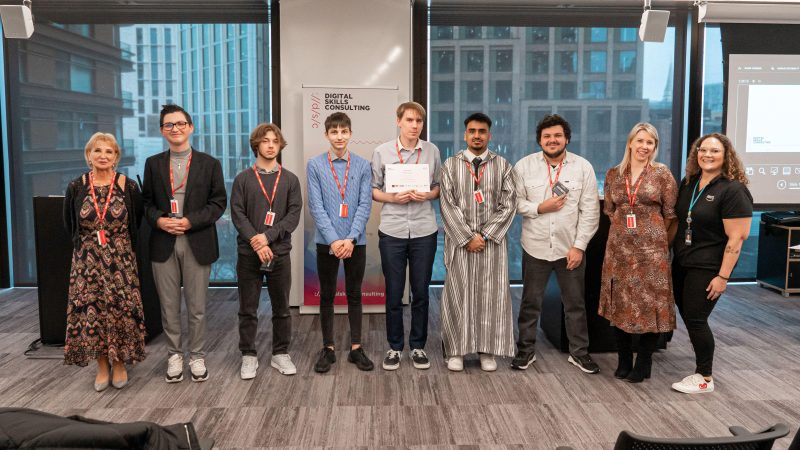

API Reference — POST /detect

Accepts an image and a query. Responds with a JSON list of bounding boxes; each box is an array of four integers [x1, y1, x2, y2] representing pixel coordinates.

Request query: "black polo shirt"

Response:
[[673, 175, 753, 271]]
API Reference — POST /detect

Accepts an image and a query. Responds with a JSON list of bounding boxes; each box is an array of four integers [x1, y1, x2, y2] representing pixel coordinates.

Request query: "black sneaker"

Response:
[[347, 347, 374, 371], [568, 353, 600, 374], [314, 347, 336, 373], [382, 350, 401, 370], [410, 349, 431, 369], [511, 351, 536, 370]]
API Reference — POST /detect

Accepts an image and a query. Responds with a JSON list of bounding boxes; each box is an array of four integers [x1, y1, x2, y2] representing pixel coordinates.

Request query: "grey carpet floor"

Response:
[[0, 284, 798, 449]]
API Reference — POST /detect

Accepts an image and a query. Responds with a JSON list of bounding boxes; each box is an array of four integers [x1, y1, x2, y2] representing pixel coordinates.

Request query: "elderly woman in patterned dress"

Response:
[[598, 123, 678, 383], [63, 132, 145, 391]]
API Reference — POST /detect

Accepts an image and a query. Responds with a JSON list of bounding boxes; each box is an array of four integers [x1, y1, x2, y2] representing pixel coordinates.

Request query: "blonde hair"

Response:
[[83, 132, 121, 169], [685, 133, 749, 185], [617, 122, 659, 177], [396, 101, 426, 121]]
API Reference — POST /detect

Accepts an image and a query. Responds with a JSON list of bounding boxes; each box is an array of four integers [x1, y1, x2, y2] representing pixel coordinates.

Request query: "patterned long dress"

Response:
[[440, 151, 517, 357], [598, 164, 678, 334], [64, 183, 146, 366]]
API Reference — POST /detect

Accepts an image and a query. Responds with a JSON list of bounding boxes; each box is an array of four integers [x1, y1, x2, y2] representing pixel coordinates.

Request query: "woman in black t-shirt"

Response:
[[671, 133, 753, 395]]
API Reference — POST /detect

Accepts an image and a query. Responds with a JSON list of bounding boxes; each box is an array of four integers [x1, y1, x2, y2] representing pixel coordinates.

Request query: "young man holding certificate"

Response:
[[371, 102, 442, 371], [230, 123, 302, 379]]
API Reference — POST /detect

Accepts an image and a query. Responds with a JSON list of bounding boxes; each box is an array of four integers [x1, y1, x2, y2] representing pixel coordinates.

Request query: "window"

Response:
[[431, 81, 454, 103], [462, 50, 484, 72], [525, 51, 548, 74], [428, 25, 677, 280], [461, 26, 482, 39], [5, 22, 271, 284], [491, 27, 511, 39], [618, 28, 637, 42], [491, 49, 513, 72], [433, 26, 453, 40], [585, 51, 607, 73], [431, 50, 454, 73]]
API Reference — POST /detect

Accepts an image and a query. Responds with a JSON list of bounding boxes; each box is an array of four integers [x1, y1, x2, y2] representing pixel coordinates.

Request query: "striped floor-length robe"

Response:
[[440, 150, 517, 358]]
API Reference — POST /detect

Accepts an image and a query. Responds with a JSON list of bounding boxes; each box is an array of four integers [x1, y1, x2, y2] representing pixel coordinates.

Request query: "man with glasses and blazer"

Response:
[[142, 104, 227, 384]]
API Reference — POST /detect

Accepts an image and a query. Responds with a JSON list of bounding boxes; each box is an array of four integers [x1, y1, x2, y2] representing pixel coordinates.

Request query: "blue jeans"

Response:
[[379, 230, 437, 351]]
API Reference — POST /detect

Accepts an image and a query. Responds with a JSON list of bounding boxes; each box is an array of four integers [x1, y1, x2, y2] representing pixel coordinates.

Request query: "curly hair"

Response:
[[684, 133, 749, 185]]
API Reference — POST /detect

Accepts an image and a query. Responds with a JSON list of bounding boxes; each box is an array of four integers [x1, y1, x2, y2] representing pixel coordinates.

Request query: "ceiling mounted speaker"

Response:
[[0, 5, 34, 39], [639, 9, 670, 42]]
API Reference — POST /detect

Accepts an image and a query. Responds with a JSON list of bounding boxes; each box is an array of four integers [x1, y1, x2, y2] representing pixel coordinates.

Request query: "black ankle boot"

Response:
[[614, 352, 633, 379], [625, 353, 652, 383]]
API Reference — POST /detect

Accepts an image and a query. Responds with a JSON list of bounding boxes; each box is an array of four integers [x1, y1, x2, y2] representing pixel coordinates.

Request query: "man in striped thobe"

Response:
[[439, 112, 517, 372]]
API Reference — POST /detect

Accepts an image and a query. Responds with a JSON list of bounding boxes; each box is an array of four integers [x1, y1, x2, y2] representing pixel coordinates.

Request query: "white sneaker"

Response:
[[672, 373, 714, 394], [271, 354, 297, 375], [189, 358, 209, 382], [165, 354, 183, 383], [446, 355, 464, 372], [480, 354, 497, 372], [241, 355, 258, 380]]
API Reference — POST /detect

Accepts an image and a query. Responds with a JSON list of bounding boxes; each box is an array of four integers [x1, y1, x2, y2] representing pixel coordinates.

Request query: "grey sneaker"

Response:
[[410, 349, 431, 369], [189, 358, 209, 382], [240, 355, 258, 380], [270, 354, 297, 375], [382, 350, 401, 370], [165, 354, 183, 383]]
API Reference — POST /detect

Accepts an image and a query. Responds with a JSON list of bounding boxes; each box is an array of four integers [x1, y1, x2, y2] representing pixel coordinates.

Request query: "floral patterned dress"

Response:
[[598, 164, 678, 334], [64, 182, 146, 366]]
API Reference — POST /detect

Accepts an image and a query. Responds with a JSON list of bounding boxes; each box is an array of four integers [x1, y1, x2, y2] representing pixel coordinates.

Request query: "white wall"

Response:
[[279, 0, 413, 305]]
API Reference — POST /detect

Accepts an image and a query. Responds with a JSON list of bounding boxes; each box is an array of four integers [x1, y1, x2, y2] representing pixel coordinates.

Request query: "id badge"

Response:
[[626, 213, 637, 229], [264, 211, 276, 226], [684, 228, 693, 246], [96, 229, 107, 246], [339, 203, 349, 218], [169, 199, 179, 217], [474, 189, 485, 204]]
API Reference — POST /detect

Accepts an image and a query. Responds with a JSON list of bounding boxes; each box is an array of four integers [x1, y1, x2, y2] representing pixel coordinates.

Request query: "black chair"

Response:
[[613, 423, 790, 450]]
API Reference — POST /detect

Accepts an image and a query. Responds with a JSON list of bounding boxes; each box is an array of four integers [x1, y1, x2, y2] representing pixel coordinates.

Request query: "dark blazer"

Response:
[[141, 148, 227, 265], [63, 172, 143, 250]]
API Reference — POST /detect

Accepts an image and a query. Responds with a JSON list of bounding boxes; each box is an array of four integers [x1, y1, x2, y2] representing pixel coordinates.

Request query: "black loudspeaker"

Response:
[[33, 197, 72, 345], [33, 196, 162, 346]]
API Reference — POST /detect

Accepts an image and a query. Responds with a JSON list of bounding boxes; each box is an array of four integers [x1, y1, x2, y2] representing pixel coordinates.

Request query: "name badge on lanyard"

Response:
[[339, 203, 349, 218], [626, 214, 637, 229], [253, 164, 282, 227], [685, 178, 706, 247], [170, 199, 179, 216], [88, 172, 115, 247], [624, 168, 647, 231], [474, 189, 484, 204], [464, 158, 487, 204], [264, 211, 276, 226], [328, 152, 351, 218], [96, 230, 108, 246], [169, 153, 192, 218]]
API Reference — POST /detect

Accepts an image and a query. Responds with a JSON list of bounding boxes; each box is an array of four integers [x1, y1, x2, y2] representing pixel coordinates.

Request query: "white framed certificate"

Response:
[[385, 163, 431, 193]]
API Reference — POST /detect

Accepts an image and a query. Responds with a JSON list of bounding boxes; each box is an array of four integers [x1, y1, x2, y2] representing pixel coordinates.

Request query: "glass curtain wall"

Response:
[[429, 25, 677, 281], [7, 22, 270, 284]]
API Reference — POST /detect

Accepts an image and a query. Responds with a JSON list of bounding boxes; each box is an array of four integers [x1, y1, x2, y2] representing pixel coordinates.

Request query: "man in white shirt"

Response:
[[512, 114, 601, 374]]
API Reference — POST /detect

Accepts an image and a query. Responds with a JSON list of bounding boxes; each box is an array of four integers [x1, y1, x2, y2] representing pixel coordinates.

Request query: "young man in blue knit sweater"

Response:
[[306, 112, 374, 373]]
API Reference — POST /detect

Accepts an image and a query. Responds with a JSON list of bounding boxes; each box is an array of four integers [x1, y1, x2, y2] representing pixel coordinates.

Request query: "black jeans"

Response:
[[379, 231, 437, 351], [237, 252, 292, 356], [316, 244, 366, 348], [672, 263, 719, 376], [517, 251, 590, 357]]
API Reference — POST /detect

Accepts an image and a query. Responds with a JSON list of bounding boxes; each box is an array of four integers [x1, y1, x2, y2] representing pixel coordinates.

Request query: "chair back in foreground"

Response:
[[614, 423, 790, 450]]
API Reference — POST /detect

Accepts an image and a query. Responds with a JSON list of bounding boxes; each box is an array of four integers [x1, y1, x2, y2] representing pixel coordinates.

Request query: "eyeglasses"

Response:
[[698, 147, 723, 155], [161, 121, 189, 131]]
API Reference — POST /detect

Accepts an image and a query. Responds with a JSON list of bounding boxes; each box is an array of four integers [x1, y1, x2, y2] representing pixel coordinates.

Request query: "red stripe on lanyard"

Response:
[[328, 151, 350, 203], [89, 171, 115, 228], [624, 165, 648, 209], [464, 158, 486, 186], [253, 164, 282, 211], [547, 160, 563, 197], [395, 141, 421, 164], [169, 152, 193, 197]]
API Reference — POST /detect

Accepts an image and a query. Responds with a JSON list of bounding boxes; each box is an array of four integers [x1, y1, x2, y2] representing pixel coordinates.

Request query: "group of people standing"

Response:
[[63, 101, 752, 397]]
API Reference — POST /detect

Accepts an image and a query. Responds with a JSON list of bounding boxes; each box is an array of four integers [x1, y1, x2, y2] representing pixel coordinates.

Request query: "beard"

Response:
[[543, 146, 565, 160]]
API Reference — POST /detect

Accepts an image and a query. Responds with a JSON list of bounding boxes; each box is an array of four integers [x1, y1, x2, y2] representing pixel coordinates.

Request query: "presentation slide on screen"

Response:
[[727, 54, 800, 205]]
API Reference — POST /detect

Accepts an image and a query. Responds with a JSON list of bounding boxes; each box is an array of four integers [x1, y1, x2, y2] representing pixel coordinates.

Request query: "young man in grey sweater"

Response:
[[230, 123, 302, 379]]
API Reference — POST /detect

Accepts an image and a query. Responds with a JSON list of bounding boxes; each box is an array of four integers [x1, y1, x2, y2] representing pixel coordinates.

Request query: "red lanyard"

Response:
[[328, 151, 350, 203], [89, 172, 115, 228], [464, 158, 486, 186], [252, 164, 282, 211], [395, 141, 421, 164], [547, 160, 563, 194], [169, 152, 193, 197], [624, 166, 648, 209]]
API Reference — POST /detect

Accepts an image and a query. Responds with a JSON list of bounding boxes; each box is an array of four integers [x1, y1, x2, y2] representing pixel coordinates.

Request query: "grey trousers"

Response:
[[517, 250, 590, 357], [152, 235, 212, 359]]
